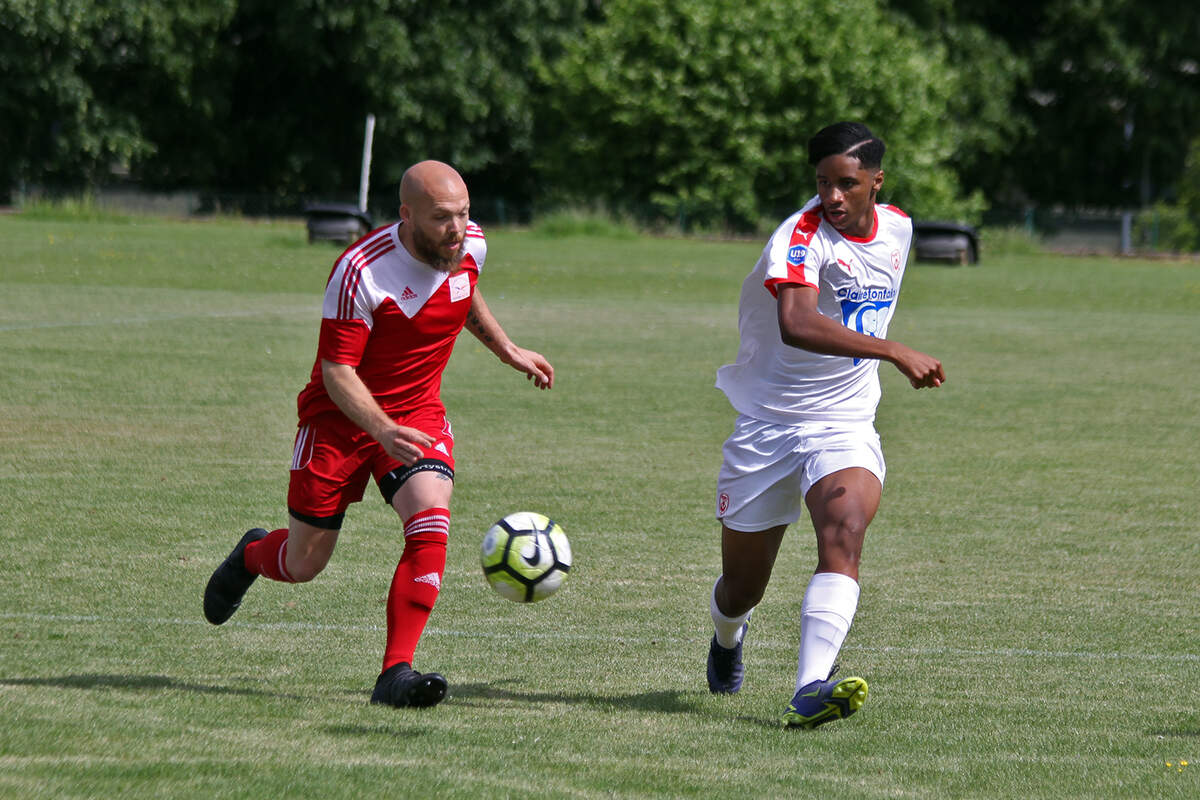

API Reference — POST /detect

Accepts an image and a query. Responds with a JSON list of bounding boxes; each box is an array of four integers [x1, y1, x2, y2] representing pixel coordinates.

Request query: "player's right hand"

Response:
[[378, 424, 435, 465]]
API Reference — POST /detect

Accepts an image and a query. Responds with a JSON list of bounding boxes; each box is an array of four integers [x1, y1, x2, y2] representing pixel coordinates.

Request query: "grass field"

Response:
[[1, 214, 1197, 799]]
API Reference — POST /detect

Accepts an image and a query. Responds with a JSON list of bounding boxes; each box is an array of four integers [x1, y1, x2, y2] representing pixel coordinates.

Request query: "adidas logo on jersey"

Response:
[[414, 572, 441, 589], [399, 286, 418, 301]]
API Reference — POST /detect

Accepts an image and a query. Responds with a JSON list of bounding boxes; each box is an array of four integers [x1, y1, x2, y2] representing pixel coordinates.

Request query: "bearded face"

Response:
[[409, 217, 466, 272]]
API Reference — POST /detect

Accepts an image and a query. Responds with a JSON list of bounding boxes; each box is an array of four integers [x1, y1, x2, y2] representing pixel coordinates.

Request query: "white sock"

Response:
[[710, 577, 752, 649], [795, 572, 860, 691]]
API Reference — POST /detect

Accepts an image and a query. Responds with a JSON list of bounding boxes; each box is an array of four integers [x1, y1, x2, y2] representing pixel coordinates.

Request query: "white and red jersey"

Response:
[[296, 221, 486, 422], [716, 196, 912, 424]]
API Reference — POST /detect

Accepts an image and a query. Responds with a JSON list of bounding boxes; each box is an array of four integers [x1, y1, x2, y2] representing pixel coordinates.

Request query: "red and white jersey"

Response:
[[296, 221, 486, 422], [716, 196, 912, 424]]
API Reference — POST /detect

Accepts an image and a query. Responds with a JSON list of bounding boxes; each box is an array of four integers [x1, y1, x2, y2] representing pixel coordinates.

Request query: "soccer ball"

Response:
[[481, 512, 571, 603]]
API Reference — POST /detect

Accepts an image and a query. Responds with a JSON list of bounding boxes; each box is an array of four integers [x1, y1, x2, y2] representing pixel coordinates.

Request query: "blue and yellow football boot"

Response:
[[782, 674, 868, 729]]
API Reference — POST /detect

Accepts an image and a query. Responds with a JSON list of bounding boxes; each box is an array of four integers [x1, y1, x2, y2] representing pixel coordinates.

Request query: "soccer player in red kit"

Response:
[[203, 160, 554, 709]]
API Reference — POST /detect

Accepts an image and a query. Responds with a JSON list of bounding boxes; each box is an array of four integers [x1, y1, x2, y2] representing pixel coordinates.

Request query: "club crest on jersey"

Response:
[[787, 244, 807, 266], [449, 271, 471, 302], [891, 250, 901, 270]]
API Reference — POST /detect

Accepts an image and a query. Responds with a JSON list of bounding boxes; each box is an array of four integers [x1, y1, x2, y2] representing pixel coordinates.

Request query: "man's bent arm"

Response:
[[320, 360, 433, 463], [777, 284, 944, 388]]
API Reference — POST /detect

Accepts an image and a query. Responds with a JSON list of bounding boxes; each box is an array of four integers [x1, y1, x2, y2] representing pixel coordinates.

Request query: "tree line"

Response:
[[3, 0, 1198, 239]]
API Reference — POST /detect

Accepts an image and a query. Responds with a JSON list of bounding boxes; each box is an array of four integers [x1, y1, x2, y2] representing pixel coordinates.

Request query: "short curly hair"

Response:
[[807, 122, 886, 170]]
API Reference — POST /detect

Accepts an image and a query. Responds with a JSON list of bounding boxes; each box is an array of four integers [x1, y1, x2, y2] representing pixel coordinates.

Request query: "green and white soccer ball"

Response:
[[481, 512, 572, 603]]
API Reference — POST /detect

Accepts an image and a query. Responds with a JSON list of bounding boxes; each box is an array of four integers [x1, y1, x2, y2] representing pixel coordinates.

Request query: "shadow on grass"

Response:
[[450, 681, 705, 715], [734, 714, 795, 731], [0, 673, 301, 699], [1148, 712, 1200, 738], [324, 723, 433, 738], [1149, 726, 1200, 738], [448, 682, 799, 729]]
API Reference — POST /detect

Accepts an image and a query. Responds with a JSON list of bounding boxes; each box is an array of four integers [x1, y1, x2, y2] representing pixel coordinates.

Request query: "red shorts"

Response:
[[287, 410, 455, 526]]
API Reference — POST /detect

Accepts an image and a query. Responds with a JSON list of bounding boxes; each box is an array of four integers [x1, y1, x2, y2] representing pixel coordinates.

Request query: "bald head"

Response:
[[400, 160, 468, 209]]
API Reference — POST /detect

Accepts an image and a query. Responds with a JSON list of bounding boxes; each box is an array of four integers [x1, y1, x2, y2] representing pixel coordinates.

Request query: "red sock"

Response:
[[383, 508, 449, 671], [242, 528, 297, 582]]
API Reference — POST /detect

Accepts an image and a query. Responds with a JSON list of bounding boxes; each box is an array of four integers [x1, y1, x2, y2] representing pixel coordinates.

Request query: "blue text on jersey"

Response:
[[839, 288, 896, 365]]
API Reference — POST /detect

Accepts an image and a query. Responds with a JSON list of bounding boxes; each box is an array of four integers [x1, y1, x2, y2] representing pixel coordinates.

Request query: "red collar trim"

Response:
[[834, 208, 878, 243]]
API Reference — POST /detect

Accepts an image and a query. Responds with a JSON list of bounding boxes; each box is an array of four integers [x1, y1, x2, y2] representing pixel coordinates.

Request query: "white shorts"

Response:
[[716, 414, 885, 532]]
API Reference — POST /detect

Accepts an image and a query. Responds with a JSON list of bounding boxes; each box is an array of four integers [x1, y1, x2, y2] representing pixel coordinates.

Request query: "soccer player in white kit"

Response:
[[706, 122, 945, 728]]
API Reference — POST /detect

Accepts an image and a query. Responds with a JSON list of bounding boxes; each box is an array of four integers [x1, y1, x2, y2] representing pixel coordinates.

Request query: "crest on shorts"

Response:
[[717, 492, 730, 516]]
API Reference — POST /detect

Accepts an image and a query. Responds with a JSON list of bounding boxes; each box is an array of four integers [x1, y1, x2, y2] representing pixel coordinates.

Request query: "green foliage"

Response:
[[886, 1, 1030, 204], [536, 0, 983, 231], [1178, 135, 1200, 221], [0, 0, 589, 207], [16, 195, 132, 223], [359, 0, 590, 207], [1127, 136, 1200, 253], [952, 0, 1200, 208], [148, 0, 590, 204], [0, 0, 237, 192], [5, 0, 1199, 225], [1134, 202, 1199, 253], [978, 225, 1044, 257], [529, 209, 640, 239]]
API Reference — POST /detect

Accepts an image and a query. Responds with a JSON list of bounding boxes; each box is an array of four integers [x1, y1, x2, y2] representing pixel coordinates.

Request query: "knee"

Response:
[[817, 516, 868, 561]]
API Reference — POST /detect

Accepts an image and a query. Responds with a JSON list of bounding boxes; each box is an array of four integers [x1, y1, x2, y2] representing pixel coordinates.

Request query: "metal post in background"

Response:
[[359, 113, 376, 214]]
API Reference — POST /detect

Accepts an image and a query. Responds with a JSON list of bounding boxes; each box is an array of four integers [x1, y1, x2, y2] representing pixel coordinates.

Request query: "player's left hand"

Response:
[[896, 347, 945, 389], [507, 347, 554, 389]]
